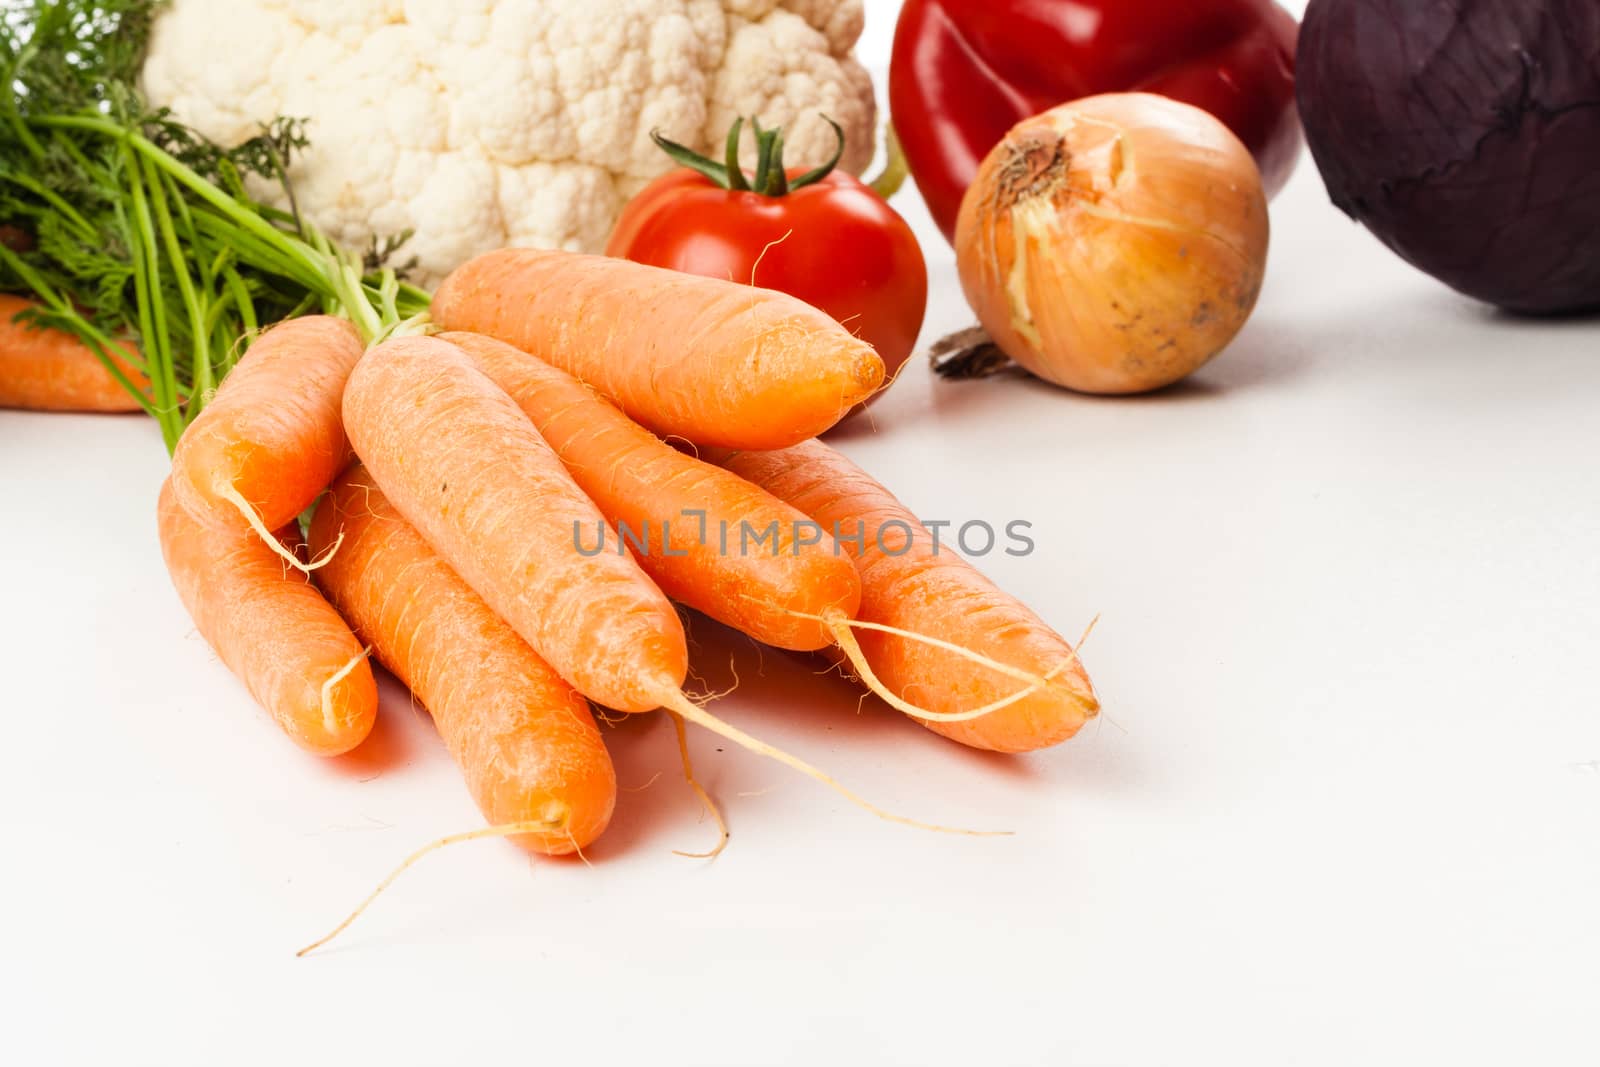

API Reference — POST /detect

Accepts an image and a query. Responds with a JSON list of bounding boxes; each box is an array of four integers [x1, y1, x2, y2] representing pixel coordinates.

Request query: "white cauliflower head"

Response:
[[143, 0, 876, 286]]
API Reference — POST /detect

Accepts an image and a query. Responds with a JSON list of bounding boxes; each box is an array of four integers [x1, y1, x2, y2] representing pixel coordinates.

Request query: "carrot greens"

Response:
[[0, 0, 428, 450]]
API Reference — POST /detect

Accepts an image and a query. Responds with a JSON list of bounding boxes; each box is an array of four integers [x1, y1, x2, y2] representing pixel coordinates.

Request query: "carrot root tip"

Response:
[[296, 809, 570, 958], [667, 711, 730, 860], [656, 689, 1007, 838]]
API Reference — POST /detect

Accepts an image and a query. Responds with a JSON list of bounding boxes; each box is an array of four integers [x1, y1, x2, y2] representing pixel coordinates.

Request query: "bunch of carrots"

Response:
[[1, 0, 1105, 951], [6, 242, 1100, 949]]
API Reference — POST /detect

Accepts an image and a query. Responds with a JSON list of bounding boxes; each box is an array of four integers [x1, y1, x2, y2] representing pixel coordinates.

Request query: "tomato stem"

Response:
[[787, 117, 846, 191], [649, 115, 847, 197], [723, 118, 750, 193]]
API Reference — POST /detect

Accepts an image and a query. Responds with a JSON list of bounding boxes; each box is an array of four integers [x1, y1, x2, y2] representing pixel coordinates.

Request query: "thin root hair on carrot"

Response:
[[668, 711, 730, 859], [1076, 613, 1103, 653], [758, 606, 1095, 724], [685, 654, 742, 705], [802, 611, 1082, 691], [564, 829, 595, 870], [297, 814, 569, 957], [733, 587, 1079, 701], [319, 647, 372, 736], [221, 484, 343, 574], [826, 619, 1080, 724], [655, 688, 1009, 838], [593, 706, 629, 728]]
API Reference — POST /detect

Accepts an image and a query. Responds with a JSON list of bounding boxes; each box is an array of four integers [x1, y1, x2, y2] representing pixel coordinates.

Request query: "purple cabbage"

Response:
[[1297, 0, 1600, 313]]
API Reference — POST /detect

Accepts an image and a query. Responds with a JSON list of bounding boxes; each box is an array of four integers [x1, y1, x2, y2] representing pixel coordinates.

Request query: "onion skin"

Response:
[[955, 93, 1270, 395], [1298, 0, 1600, 315]]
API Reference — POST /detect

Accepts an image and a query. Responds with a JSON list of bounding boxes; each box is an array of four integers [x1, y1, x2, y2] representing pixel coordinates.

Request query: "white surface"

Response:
[[5, 3, 1599, 1064]]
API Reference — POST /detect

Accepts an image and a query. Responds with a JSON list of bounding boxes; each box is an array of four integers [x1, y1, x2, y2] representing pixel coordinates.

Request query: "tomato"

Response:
[[605, 120, 928, 412]]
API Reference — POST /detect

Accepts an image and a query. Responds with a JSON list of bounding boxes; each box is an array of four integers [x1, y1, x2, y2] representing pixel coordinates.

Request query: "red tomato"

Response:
[[606, 166, 928, 412]]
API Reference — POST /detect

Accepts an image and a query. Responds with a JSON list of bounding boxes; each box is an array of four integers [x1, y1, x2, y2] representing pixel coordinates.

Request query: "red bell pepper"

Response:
[[890, 0, 1303, 242]]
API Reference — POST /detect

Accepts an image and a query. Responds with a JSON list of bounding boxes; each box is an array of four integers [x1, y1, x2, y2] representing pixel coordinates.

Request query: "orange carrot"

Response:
[[712, 440, 1099, 753], [157, 479, 377, 756], [342, 334, 688, 713], [342, 336, 993, 836], [169, 315, 362, 567], [430, 248, 884, 450], [443, 332, 1046, 729], [0, 294, 145, 412], [309, 466, 616, 854], [442, 331, 861, 651]]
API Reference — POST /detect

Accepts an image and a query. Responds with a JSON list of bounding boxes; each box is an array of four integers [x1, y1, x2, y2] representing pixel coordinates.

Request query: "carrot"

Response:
[[308, 465, 616, 854], [711, 440, 1099, 753], [157, 478, 377, 756], [342, 334, 688, 713], [0, 294, 145, 412], [444, 331, 1044, 727], [430, 248, 885, 450], [442, 330, 861, 651], [169, 315, 363, 571], [344, 336, 995, 835]]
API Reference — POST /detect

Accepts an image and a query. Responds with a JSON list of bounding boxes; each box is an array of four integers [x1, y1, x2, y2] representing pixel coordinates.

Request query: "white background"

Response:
[[4, 2, 1598, 1064]]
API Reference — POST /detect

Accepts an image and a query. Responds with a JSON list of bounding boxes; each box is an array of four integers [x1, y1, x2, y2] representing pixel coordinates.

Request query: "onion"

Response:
[[952, 93, 1271, 395]]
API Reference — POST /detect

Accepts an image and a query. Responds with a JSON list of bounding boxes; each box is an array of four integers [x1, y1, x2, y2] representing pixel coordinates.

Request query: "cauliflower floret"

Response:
[[142, 0, 876, 286]]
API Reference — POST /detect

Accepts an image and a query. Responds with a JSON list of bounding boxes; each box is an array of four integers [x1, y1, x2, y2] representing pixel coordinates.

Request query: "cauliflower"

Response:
[[143, 0, 876, 286]]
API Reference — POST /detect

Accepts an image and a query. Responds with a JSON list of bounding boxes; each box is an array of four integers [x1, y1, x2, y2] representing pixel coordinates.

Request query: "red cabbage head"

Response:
[[1297, 0, 1600, 313]]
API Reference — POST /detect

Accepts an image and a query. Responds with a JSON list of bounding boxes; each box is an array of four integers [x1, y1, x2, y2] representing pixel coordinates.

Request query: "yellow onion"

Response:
[[954, 93, 1270, 394]]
